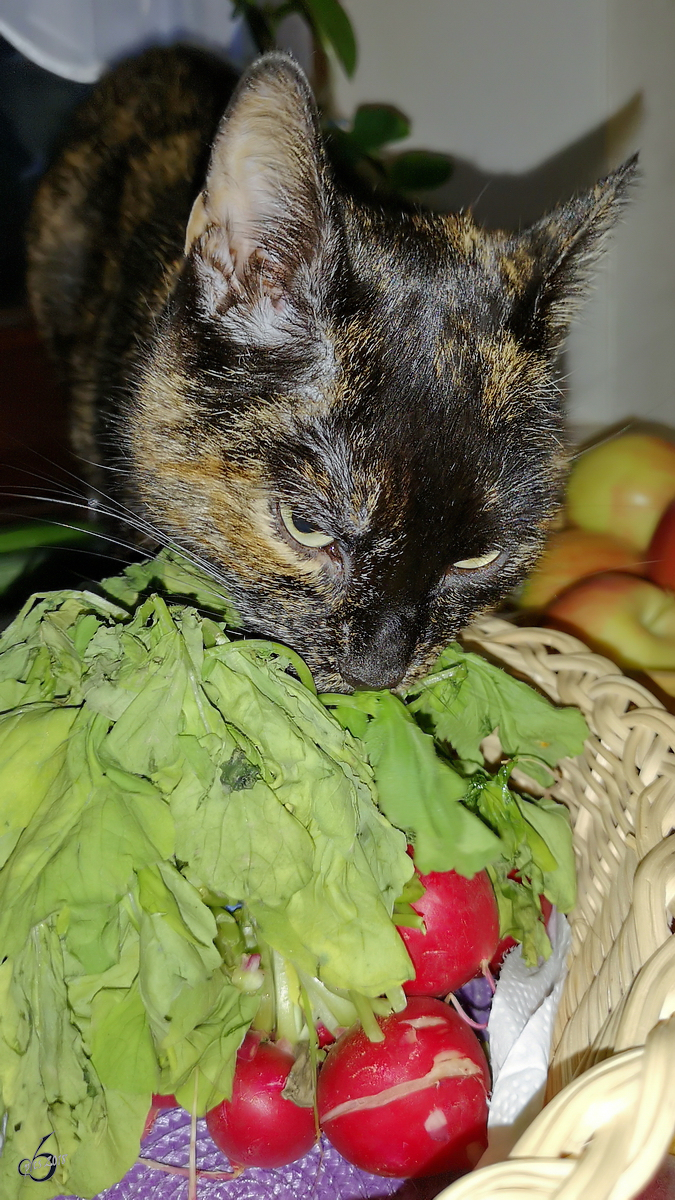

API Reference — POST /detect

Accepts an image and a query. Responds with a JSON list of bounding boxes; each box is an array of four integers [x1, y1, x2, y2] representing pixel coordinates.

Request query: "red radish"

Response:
[[142, 1093, 178, 1139], [206, 1034, 317, 1168], [316, 1022, 336, 1048], [397, 864, 499, 996], [318, 996, 490, 1178]]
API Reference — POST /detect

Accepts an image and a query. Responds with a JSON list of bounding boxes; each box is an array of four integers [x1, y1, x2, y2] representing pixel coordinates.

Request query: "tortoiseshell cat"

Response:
[[27, 46, 635, 692]]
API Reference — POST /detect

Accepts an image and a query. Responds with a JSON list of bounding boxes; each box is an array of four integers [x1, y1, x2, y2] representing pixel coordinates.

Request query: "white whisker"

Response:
[[1, 471, 238, 616], [568, 421, 634, 462]]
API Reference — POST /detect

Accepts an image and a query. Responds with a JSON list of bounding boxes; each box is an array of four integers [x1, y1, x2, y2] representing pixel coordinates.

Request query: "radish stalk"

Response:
[[349, 991, 385, 1043], [298, 983, 322, 1136], [296, 971, 358, 1033], [385, 985, 408, 1013], [271, 951, 304, 1045], [445, 991, 488, 1031]]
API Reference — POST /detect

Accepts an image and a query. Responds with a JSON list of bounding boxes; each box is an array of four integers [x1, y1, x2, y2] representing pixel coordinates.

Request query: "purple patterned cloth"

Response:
[[55, 1107, 460, 1200]]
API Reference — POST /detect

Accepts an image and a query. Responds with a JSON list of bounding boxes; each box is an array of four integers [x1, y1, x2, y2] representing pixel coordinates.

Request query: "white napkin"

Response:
[[478, 908, 571, 1166]]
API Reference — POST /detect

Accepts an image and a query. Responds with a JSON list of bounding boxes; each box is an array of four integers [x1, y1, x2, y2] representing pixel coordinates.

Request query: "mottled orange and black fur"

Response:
[[28, 46, 635, 691]]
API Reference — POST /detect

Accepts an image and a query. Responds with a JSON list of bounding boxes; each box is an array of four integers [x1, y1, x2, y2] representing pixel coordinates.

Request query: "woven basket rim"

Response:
[[434, 616, 675, 1200]]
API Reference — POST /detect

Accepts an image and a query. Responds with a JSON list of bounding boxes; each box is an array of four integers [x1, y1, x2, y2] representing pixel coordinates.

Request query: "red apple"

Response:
[[517, 528, 643, 610], [647, 499, 675, 591], [547, 572, 675, 671], [566, 433, 675, 551]]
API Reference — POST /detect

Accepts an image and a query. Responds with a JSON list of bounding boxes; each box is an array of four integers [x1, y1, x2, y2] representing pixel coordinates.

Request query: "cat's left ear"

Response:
[[508, 155, 638, 350], [184, 53, 337, 342]]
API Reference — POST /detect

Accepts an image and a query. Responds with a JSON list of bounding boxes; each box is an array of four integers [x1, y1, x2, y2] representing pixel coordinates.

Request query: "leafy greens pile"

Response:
[[0, 551, 587, 1199]]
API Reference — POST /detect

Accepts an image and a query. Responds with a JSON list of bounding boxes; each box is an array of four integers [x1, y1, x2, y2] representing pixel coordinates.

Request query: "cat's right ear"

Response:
[[184, 54, 337, 345], [505, 156, 638, 353]]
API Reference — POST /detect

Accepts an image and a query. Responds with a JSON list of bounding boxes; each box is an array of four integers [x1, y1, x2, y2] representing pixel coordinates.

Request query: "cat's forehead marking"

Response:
[[479, 332, 533, 414], [443, 214, 492, 265], [433, 321, 477, 383], [296, 429, 382, 535], [352, 486, 380, 529], [496, 245, 538, 295]]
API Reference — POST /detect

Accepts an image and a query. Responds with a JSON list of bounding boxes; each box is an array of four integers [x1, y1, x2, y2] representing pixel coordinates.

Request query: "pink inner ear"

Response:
[[250, 250, 287, 307], [197, 224, 243, 296], [191, 186, 296, 308], [183, 59, 331, 340], [266, 284, 285, 310], [185, 70, 324, 298]]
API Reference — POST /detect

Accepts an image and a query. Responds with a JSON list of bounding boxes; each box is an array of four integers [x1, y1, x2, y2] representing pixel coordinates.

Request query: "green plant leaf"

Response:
[[0, 522, 96, 555], [101, 548, 241, 624], [351, 104, 410, 151], [0, 550, 48, 596], [387, 150, 454, 192], [301, 0, 357, 76], [90, 981, 159, 1093]]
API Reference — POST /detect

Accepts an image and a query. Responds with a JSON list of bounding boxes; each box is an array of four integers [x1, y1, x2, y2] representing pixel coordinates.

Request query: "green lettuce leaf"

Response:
[[0, 923, 148, 1200], [102, 548, 241, 624], [406, 642, 588, 783], [352, 691, 503, 876], [463, 766, 577, 963]]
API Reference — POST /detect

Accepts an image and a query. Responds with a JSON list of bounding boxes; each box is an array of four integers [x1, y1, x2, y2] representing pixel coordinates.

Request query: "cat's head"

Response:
[[129, 54, 636, 692]]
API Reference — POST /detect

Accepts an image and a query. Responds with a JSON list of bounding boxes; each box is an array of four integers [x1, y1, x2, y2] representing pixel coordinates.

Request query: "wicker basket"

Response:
[[435, 616, 675, 1200]]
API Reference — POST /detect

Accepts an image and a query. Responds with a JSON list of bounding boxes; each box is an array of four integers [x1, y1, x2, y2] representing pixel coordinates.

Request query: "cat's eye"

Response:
[[279, 502, 334, 549], [452, 549, 501, 570]]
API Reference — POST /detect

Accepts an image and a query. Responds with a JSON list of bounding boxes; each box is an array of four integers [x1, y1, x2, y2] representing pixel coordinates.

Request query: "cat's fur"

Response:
[[27, 46, 635, 692]]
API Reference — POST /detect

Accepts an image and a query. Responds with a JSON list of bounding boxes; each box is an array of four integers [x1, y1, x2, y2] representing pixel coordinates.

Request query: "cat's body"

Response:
[[28, 46, 635, 692]]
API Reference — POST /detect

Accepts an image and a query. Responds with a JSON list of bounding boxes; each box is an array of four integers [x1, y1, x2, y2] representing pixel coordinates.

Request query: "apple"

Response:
[[517, 529, 643, 610], [546, 572, 675, 671], [566, 433, 675, 551], [645, 670, 675, 698], [647, 499, 675, 591]]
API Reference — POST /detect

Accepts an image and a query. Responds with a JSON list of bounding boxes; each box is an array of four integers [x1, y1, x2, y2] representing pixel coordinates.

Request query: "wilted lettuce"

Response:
[[0, 562, 412, 1200]]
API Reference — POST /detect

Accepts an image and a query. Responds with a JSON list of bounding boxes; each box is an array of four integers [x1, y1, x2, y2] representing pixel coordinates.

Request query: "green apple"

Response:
[[567, 433, 675, 551], [547, 572, 675, 670], [518, 528, 643, 610], [645, 669, 675, 698]]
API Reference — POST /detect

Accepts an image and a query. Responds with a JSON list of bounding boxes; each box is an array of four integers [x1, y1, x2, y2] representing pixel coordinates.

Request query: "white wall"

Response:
[[603, 0, 675, 431], [332, 0, 675, 433]]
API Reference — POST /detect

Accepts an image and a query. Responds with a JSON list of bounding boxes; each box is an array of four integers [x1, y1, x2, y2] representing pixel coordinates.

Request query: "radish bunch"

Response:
[[202, 860, 509, 1179], [205, 996, 490, 1179]]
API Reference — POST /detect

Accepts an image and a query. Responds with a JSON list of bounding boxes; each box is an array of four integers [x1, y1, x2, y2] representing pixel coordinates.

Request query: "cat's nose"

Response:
[[341, 662, 406, 691], [340, 608, 416, 691]]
